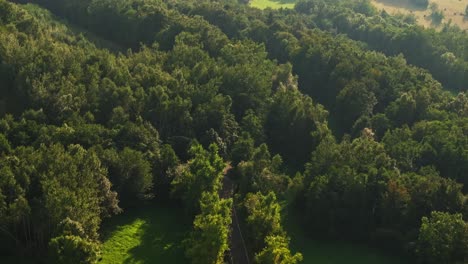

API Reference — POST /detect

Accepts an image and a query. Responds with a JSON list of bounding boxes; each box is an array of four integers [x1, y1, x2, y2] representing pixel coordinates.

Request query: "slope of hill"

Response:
[[0, 1, 466, 264], [371, 0, 468, 30]]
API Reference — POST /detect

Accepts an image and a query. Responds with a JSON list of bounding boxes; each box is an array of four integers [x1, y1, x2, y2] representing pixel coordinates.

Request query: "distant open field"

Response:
[[249, 0, 296, 9], [371, 0, 468, 30], [250, 0, 468, 30]]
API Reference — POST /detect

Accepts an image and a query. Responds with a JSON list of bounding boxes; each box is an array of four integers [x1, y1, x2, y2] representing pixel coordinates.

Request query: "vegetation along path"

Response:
[[221, 165, 250, 264]]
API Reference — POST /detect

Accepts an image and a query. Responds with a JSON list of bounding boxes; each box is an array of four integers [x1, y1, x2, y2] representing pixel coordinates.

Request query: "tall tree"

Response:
[[172, 143, 225, 213], [185, 191, 232, 264]]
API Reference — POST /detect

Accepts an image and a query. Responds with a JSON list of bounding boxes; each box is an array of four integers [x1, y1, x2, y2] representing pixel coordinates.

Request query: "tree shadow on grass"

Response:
[[284, 210, 411, 264], [102, 204, 192, 264], [124, 210, 190, 264]]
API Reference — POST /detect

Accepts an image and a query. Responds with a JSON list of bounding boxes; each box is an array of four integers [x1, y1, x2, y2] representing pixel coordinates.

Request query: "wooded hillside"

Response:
[[0, 0, 466, 263]]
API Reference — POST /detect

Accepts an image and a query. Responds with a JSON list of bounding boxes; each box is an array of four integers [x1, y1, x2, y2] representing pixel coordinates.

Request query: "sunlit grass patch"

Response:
[[100, 204, 190, 264], [250, 0, 296, 9]]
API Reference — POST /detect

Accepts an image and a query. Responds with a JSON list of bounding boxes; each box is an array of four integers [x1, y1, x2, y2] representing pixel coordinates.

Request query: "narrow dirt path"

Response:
[[221, 165, 250, 264]]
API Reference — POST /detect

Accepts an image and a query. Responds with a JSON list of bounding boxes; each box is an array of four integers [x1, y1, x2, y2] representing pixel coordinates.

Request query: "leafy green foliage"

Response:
[[0, 134, 10, 154], [305, 133, 396, 238], [0, 0, 467, 263], [237, 144, 291, 196], [0, 143, 120, 255], [266, 80, 327, 166], [171, 143, 225, 213], [49, 235, 101, 264], [243, 191, 301, 262], [416, 212, 468, 264], [383, 119, 468, 188], [100, 147, 153, 201], [185, 192, 232, 264], [255, 235, 303, 264], [245, 192, 283, 248]]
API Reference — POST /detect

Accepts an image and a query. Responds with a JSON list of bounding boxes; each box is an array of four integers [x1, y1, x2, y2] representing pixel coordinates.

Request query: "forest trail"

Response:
[[221, 164, 251, 264]]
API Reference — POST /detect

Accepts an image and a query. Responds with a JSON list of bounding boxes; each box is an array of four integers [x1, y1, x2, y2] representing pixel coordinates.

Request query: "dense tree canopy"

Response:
[[0, 0, 466, 263], [416, 212, 467, 264]]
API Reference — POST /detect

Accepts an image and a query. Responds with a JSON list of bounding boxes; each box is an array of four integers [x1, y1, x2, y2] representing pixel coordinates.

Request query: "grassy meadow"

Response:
[[100, 203, 191, 264], [249, 0, 297, 9]]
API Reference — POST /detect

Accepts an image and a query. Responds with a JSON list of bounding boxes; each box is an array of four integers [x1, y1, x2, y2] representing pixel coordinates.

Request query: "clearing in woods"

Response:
[[371, 0, 468, 30], [100, 203, 191, 264], [249, 0, 296, 9]]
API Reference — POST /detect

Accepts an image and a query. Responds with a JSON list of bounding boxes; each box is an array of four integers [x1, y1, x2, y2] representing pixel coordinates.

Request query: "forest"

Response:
[[0, 0, 466, 263]]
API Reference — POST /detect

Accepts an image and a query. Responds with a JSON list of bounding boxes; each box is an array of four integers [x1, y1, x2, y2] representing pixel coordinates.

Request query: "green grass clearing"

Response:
[[249, 0, 297, 9], [285, 213, 410, 264], [100, 203, 191, 264]]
